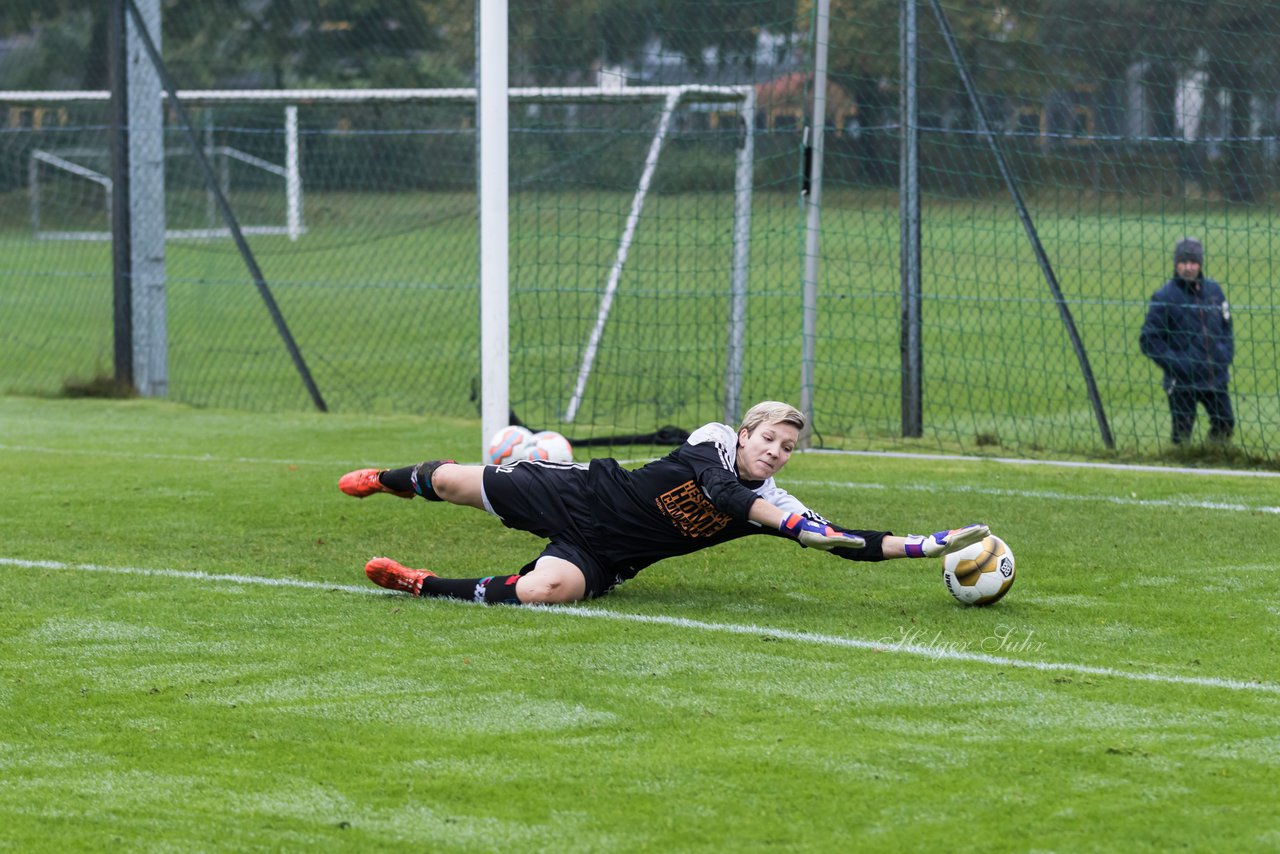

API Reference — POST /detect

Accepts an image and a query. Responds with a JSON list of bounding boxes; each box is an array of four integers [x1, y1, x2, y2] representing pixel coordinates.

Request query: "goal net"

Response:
[[502, 85, 757, 436], [27, 104, 302, 242], [1, 87, 759, 431]]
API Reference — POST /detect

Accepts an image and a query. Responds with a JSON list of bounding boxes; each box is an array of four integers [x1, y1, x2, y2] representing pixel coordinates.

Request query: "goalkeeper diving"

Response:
[[339, 400, 987, 605]]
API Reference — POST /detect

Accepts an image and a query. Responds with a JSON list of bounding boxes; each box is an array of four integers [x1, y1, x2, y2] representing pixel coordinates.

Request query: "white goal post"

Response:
[[10, 93, 304, 242], [28, 116, 303, 241]]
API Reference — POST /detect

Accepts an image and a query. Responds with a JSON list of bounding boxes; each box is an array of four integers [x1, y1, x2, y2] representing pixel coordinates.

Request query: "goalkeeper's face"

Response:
[[736, 421, 799, 480]]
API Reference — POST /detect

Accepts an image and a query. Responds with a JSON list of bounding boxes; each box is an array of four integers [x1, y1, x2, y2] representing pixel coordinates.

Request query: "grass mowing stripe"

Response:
[[3, 443, 1274, 514], [0, 442, 344, 467], [788, 478, 1280, 515], [6, 555, 1278, 697]]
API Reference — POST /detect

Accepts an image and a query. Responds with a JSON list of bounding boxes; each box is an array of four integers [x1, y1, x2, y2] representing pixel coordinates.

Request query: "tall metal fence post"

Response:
[[800, 0, 831, 447], [127, 0, 167, 397], [478, 0, 510, 453], [724, 88, 755, 427], [109, 0, 132, 390], [899, 0, 922, 437]]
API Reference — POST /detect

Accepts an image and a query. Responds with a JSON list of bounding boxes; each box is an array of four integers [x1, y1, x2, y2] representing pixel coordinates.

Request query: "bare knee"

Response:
[[516, 577, 583, 604], [431, 463, 484, 509], [430, 463, 461, 498], [516, 560, 587, 604]]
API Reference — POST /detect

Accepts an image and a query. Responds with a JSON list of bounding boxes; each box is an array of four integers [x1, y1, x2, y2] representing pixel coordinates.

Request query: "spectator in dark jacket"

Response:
[[1140, 237, 1235, 444]]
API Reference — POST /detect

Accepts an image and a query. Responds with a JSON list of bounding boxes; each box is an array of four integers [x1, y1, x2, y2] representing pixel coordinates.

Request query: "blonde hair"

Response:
[[738, 401, 806, 435]]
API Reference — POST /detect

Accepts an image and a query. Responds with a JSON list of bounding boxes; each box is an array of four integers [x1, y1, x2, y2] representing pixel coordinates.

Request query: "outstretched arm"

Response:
[[750, 499, 867, 550], [747, 496, 788, 529], [753, 497, 987, 559]]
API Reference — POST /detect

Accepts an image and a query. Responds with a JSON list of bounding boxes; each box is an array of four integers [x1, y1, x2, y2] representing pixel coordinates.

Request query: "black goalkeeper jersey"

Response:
[[497, 422, 826, 579]]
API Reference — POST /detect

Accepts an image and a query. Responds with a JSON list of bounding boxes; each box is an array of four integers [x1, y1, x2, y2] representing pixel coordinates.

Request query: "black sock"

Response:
[[378, 460, 453, 500], [421, 574, 523, 604], [378, 466, 417, 492]]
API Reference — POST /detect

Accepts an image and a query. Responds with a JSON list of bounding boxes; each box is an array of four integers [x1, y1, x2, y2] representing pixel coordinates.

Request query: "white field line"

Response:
[[3, 440, 1278, 478], [2, 443, 1274, 515], [786, 479, 1280, 515], [809, 448, 1280, 479], [2, 557, 391, 595], [4, 556, 1278, 697]]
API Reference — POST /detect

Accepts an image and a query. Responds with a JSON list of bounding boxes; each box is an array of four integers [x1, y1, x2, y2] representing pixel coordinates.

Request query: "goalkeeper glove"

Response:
[[779, 514, 866, 551], [903, 523, 989, 558]]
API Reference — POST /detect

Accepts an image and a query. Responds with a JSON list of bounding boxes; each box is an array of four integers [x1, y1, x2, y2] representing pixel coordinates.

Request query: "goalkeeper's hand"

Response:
[[904, 523, 989, 558], [779, 513, 866, 551]]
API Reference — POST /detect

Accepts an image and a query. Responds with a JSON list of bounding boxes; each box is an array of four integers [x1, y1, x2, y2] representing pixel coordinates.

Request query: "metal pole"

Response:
[[724, 88, 755, 425], [29, 145, 40, 234], [285, 105, 302, 241], [478, 0, 510, 451], [899, 0, 922, 437], [205, 108, 216, 229], [127, 0, 167, 398], [800, 0, 831, 447], [108, 0, 133, 390]]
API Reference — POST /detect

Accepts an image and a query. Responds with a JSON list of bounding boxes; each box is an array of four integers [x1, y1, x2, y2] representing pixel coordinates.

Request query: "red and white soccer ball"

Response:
[[486, 425, 533, 465], [942, 534, 1016, 606], [516, 430, 574, 463]]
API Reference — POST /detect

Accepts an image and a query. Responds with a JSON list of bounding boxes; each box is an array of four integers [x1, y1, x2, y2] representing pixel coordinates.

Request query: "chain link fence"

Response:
[[1, 1, 1277, 462]]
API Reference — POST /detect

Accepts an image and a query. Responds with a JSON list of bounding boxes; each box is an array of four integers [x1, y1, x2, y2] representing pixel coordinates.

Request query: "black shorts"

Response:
[[482, 461, 624, 599]]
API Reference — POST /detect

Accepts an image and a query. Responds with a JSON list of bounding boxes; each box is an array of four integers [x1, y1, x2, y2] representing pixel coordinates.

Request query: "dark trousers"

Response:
[[1167, 385, 1234, 443]]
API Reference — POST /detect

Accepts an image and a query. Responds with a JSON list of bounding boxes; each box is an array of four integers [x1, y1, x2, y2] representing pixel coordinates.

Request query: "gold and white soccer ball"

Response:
[[485, 425, 534, 465], [942, 534, 1016, 606], [516, 430, 574, 463]]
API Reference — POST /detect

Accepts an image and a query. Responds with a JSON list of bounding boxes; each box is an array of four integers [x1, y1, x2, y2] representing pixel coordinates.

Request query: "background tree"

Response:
[[0, 0, 473, 91], [0, 2, 107, 89]]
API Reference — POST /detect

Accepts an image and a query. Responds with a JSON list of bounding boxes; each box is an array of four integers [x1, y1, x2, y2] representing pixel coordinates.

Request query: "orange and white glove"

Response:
[[779, 514, 867, 551]]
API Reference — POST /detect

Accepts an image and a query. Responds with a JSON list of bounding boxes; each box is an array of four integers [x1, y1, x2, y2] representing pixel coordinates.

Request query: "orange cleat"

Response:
[[339, 468, 413, 499], [365, 557, 435, 596]]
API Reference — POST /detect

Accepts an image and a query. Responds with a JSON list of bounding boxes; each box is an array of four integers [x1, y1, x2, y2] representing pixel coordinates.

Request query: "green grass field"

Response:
[[3, 394, 1278, 851]]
